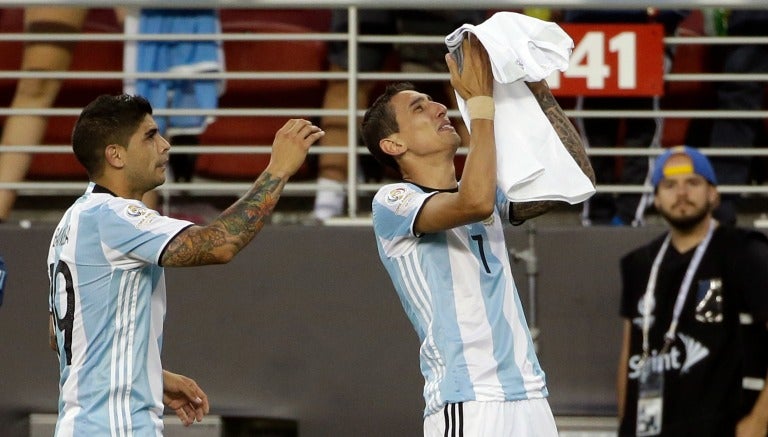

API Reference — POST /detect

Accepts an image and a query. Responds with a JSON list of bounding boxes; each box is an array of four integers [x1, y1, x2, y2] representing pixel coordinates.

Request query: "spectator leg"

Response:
[[0, 7, 86, 221], [313, 65, 375, 220]]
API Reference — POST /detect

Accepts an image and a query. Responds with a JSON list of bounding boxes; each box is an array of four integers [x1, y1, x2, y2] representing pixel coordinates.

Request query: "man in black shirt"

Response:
[[617, 146, 768, 436]]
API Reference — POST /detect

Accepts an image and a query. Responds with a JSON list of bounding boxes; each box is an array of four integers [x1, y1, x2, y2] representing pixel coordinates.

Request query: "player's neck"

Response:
[[400, 158, 457, 190], [91, 176, 145, 201]]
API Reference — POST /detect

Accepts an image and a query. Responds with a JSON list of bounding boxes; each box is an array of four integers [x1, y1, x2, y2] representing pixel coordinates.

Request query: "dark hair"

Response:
[[71, 94, 153, 178], [361, 82, 416, 174]]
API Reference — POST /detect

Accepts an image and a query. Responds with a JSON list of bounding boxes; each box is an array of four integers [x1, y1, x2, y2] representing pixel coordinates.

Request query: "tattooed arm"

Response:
[[526, 80, 594, 183], [509, 79, 596, 221], [161, 119, 324, 267]]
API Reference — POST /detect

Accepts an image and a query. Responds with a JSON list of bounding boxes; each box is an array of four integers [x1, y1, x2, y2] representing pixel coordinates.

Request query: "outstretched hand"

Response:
[[266, 119, 325, 178], [163, 370, 210, 427], [445, 35, 494, 101]]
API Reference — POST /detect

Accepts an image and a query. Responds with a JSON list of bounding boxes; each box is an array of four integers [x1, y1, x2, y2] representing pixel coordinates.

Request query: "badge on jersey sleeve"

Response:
[[123, 204, 158, 228], [384, 186, 416, 216], [385, 187, 407, 204]]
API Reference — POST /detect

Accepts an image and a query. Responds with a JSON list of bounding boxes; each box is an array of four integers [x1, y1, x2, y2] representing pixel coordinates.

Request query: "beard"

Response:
[[659, 200, 712, 232]]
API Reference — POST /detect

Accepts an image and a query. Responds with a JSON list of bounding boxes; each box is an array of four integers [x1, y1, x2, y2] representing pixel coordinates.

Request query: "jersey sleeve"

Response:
[[372, 183, 435, 250], [98, 199, 193, 266], [495, 187, 511, 222], [495, 186, 527, 225]]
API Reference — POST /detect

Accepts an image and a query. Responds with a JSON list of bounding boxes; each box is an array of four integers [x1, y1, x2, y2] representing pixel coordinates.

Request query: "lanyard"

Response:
[[641, 219, 716, 359]]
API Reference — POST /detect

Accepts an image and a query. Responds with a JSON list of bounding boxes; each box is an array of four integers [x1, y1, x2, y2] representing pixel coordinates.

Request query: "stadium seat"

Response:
[[0, 8, 25, 107], [196, 19, 328, 181], [218, 8, 331, 33]]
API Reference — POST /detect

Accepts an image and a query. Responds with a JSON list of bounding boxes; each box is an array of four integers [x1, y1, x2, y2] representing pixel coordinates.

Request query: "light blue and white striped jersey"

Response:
[[372, 182, 548, 416], [47, 183, 193, 436]]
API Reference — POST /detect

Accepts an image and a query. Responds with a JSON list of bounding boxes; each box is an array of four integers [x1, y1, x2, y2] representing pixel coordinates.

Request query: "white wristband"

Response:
[[467, 96, 495, 120]]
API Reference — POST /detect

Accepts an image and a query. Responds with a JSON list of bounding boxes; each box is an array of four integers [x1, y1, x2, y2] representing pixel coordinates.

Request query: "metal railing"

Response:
[[0, 1, 766, 219]]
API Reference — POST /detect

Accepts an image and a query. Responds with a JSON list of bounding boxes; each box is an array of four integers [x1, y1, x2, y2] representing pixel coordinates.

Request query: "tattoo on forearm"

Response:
[[528, 81, 596, 184], [163, 172, 285, 266]]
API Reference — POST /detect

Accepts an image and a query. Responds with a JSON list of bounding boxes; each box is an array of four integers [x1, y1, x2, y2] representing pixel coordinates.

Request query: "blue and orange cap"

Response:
[[651, 146, 717, 189]]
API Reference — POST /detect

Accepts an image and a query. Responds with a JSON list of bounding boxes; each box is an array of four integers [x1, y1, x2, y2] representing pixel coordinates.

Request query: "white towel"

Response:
[[446, 12, 595, 204]]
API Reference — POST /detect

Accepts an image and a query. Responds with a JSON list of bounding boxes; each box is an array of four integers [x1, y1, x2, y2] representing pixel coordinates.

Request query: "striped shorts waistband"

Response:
[[443, 402, 464, 437]]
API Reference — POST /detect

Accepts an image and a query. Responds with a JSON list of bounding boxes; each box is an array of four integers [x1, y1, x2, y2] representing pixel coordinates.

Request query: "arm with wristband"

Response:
[[448, 34, 496, 205], [412, 35, 496, 234]]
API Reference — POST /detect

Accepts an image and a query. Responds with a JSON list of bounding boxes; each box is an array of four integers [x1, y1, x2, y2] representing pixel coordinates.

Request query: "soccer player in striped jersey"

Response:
[[47, 94, 323, 436], [363, 36, 594, 436]]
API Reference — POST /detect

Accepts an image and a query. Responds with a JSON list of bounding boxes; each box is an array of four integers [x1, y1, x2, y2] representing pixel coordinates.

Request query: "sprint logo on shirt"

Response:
[[627, 333, 709, 379]]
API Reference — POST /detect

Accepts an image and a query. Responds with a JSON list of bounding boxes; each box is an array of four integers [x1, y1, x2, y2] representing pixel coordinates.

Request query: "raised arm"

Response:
[[161, 119, 324, 267], [510, 80, 596, 221], [414, 35, 496, 234]]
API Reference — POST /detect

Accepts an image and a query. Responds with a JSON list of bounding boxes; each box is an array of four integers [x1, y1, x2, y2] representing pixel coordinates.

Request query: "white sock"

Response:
[[313, 177, 345, 220]]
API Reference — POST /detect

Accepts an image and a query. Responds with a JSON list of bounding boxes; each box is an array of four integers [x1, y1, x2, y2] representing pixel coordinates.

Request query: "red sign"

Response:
[[549, 24, 665, 97]]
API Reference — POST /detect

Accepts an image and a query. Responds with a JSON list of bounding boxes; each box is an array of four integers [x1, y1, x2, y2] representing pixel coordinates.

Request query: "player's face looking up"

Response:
[[389, 90, 461, 155]]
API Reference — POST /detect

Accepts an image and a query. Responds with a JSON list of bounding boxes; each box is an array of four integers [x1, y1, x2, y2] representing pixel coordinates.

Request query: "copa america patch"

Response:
[[125, 204, 146, 217], [385, 187, 407, 204], [123, 203, 159, 228]]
